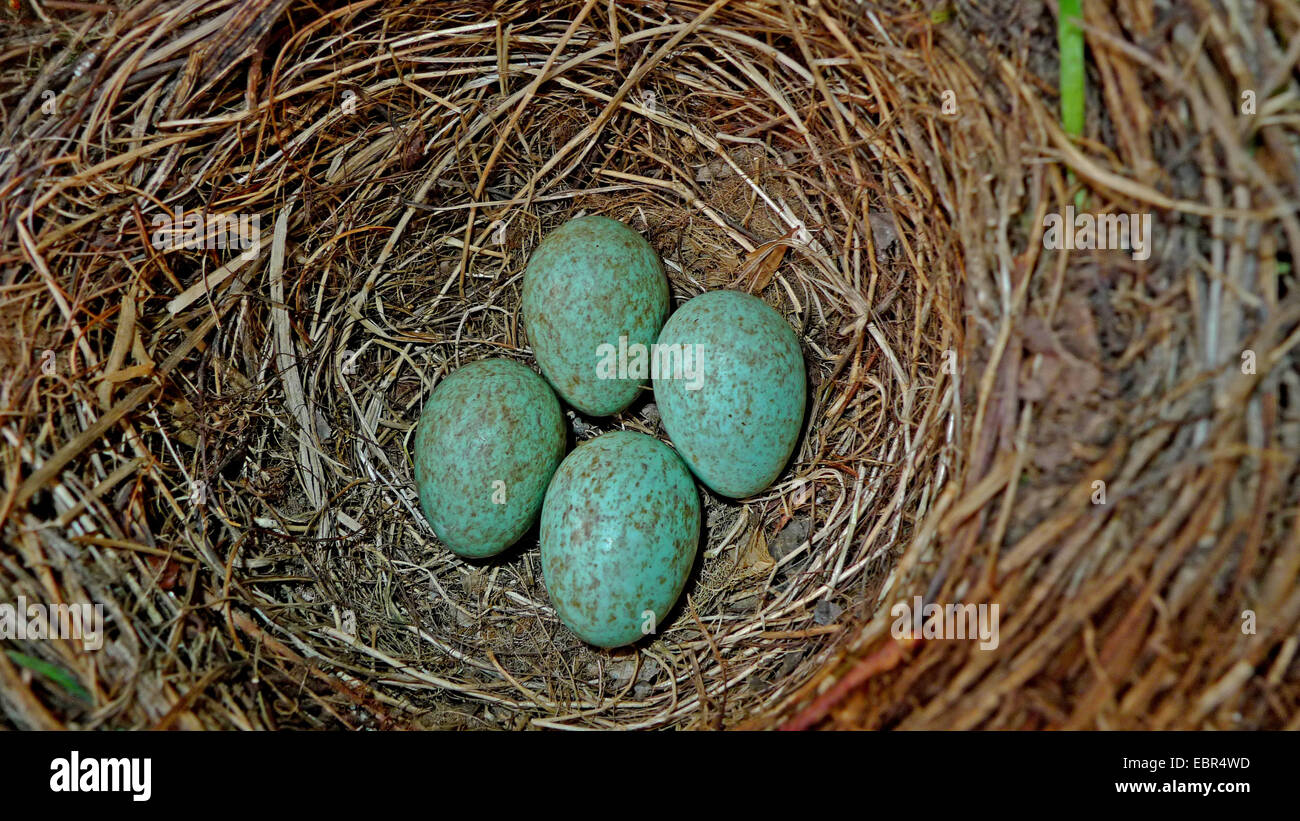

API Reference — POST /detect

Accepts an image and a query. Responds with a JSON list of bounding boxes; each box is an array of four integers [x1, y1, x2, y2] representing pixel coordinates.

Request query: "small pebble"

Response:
[[770, 517, 812, 561], [641, 402, 661, 428], [813, 599, 843, 625]]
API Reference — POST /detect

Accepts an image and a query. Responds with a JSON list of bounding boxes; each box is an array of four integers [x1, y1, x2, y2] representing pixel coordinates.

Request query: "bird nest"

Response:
[[2, 0, 1298, 730]]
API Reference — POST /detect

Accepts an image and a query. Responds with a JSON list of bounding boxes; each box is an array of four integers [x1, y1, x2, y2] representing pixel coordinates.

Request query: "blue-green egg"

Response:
[[522, 215, 669, 416], [540, 431, 700, 648], [652, 289, 806, 498], [412, 358, 566, 558]]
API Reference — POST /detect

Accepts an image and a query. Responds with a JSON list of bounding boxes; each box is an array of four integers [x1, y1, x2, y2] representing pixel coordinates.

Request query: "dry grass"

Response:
[[0, 0, 1297, 730]]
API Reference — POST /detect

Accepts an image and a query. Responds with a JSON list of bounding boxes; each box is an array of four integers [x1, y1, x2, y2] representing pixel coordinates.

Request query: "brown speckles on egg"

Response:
[[411, 359, 566, 559], [652, 290, 806, 499], [538, 431, 700, 648], [521, 215, 669, 417]]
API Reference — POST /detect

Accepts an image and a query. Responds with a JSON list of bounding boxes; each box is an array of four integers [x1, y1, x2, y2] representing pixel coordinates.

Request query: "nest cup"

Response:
[[274, 1, 959, 729], [3, 0, 1298, 730]]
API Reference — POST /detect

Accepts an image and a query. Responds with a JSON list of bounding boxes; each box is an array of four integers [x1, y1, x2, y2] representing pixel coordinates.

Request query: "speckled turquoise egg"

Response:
[[539, 431, 700, 648], [522, 215, 669, 416], [412, 358, 566, 559], [653, 290, 806, 498]]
